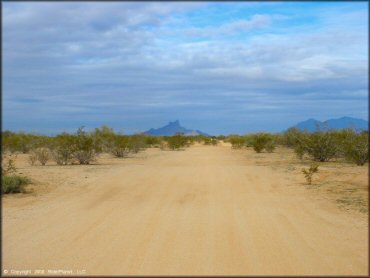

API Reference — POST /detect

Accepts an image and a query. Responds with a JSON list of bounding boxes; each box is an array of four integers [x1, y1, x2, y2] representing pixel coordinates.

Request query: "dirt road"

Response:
[[2, 145, 368, 275]]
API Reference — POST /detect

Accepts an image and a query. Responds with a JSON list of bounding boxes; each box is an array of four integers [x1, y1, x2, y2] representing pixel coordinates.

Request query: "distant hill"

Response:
[[144, 120, 210, 136], [291, 116, 368, 132]]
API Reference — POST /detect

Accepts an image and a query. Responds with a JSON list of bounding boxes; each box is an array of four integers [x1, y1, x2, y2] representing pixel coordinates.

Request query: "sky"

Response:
[[3, 1, 368, 135]]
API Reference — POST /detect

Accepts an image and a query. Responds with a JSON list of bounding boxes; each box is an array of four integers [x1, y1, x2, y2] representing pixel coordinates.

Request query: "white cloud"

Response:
[[3, 2, 368, 134]]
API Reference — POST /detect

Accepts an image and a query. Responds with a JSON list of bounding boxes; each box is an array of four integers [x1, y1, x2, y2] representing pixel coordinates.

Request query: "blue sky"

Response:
[[3, 2, 368, 135]]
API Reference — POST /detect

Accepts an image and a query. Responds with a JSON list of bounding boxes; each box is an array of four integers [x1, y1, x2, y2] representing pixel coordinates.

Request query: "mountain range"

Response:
[[291, 117, 368, 132], [144, 120, 210, 136], [143, 117, 368, 136]]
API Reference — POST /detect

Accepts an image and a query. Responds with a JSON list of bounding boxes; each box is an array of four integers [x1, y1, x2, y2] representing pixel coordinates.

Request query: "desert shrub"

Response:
[[110, 135, 131, 158], [187, 135, 204, 144], [228, 136, 245, 149], [203, 137, 218, 145], [2, 175, 31, 194], [265, 141, 276, 153], [1, 154, 17, 175], [2, 132, 30, 153], [282, 128, 304, 147], [2, 131, 55, 155], [51, 133, 75, 165], [71, 127, 98, 165], [250, 133, 276, 153], [166, 134, 189, 150], [294, 144, 306, 160], [342, 131, 368, 166], [300, 131, 338, 162], [159, 141, 168, 150], [91, 125, 116, 152], [273, 133, 284, 145], [127, 135, 146, 153], [52, 149, 72, 165], [293, 131, 338, 162], [28, 152, 37, 165], [302, 164, 319, 184], [33, 147, 50, 166], [144, 136, 161, 147]]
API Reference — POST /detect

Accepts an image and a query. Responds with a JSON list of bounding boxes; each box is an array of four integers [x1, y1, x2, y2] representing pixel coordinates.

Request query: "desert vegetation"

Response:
[[228, 135, 247, 149], [2, 127, 212, 168], [2, 126, 368, 197], [1, 153, 31, 194], [249, 133, 276, 153], [2, 127, 152, 166], [223, 128, 368, 189], [223, 128, 368, 166], [163, 134, 190, 150], [283, 128, 369, 165], [302, 164, 319, 185]]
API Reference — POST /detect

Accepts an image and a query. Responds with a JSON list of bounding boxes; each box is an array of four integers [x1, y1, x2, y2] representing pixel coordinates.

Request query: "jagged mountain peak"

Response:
[[144, 120, 210, 136]]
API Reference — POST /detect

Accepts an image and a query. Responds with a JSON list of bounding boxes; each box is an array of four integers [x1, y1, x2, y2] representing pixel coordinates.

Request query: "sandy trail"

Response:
[[2, 145, 368, 275]]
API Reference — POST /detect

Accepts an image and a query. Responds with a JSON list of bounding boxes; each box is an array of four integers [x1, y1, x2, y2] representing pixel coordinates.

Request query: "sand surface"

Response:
[[2, 144, 368, 276]]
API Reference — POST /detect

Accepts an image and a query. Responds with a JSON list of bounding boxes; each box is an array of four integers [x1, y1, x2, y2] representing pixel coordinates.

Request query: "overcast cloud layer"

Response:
[[3, 2, 368, 135]]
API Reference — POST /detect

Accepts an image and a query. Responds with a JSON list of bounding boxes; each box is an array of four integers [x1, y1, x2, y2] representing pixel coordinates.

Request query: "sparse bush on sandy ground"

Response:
[[282, 128, 368, 166], [144, 136, 162, 147], [249, 133, 276, 153], [304, 132, 338, 162], [110, 135, 131, 158], [2, 175, 31, 194], [302, 164, 319, 184], [183, 135, 204, 145], [33, 147, 51, 166], [2, 153, 32, 194], [341, 131, 368, 166], [50, 133, 75, 165], [291, 131, 338, 162], [128, 135, 147, 153], [165, 134, 189, 150], [2, 126, 368, 167], [91, 125, 116, 153], [28, 152, 37, 166], [1, 154, 17, 175], [228, 136, 246, 149], [265, 141, 276, 153], [72, 127, 99, 165], [282, 128, 305, 147], [203, 137, 218, 145]]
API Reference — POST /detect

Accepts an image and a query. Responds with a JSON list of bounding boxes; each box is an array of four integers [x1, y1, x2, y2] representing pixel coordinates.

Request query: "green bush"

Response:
[[298, 131, 338, 162], [51, 133, 75, 165], [166, 134, 189, 150], [302, 164, 319, 184], [110, 135, 131, 158], [250, 133, 276, 153], [228, 136, 245, 149], [203, 137, 218, 145], [342, 131, 368, 166], [282, 128, 304, 147], [2, 175, 31, 194], [294, 144, 306, 159], [144, 136, 161, 147], [2, 131, 42, 154], [72, 127, 98, 165], [91, 125, 116, 153], [127, 135, 146, 153]]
